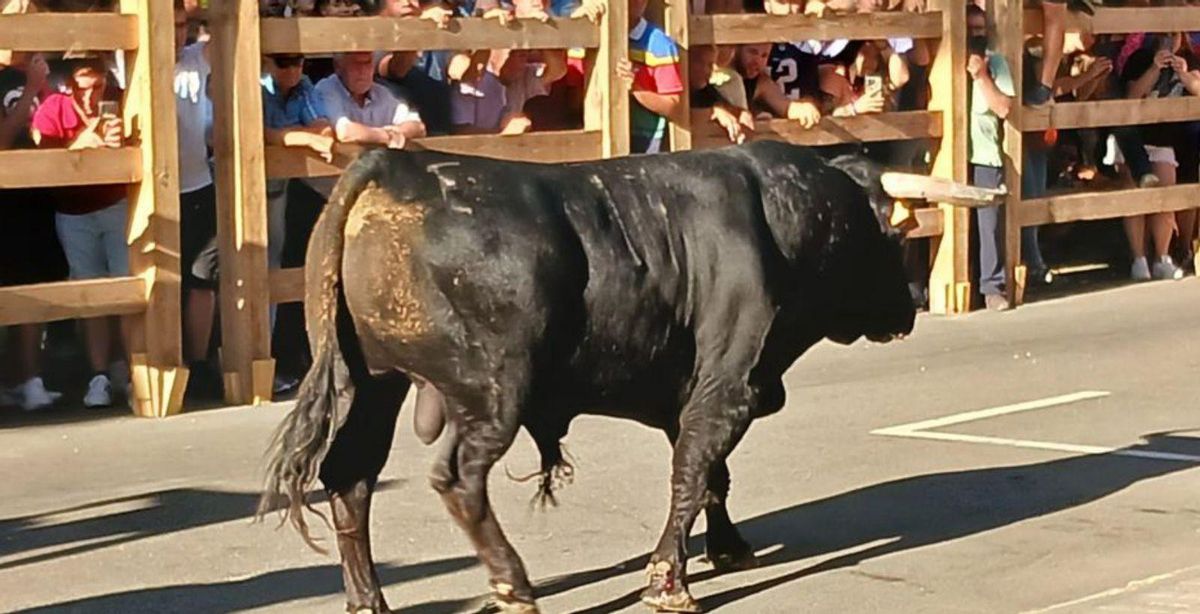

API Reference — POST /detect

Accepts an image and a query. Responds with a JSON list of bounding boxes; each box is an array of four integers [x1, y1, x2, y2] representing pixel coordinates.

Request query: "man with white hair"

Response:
[[314, 51, 426, 150]]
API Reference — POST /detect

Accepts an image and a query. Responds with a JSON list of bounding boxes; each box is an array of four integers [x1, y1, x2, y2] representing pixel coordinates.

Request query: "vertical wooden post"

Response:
[[209, 0, 274, 405], [664, 0, 691, 151], [927, 0, 971, 315], [121, 0, 188, 417], [585, 0, 630, 157], [994, 0, 1025, 307]]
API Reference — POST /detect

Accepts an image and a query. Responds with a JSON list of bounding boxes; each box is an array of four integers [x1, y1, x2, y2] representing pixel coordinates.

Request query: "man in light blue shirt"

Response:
[[314, 52, 426, 149]]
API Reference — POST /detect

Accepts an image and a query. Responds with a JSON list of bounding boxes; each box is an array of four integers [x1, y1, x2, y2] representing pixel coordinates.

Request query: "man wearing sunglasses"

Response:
[[261, 52, 334, 395]]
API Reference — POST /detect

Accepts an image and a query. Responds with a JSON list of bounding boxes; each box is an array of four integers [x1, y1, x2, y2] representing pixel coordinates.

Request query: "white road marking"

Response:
[[1021, 564, 1200, 613], [871, 391, 1200, 463], [872, 391, 1111, 436]]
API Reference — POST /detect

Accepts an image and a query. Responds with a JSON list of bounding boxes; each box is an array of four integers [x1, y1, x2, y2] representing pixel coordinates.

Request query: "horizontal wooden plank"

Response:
[[0, 277, 146, 326], [908, 207, 944, 239], [0, 13, 139, 51], [261, 16, 599, 54], [690, 11, 942, 46], [266, 130, 603, 178], [1025, 6, 1200, 35], [269, 267, 304, 304], [691, 110, 941, 149], [0, 147, 141, 189], [1021, 184, 1200, 227], [1018, 98, 1200, 132]]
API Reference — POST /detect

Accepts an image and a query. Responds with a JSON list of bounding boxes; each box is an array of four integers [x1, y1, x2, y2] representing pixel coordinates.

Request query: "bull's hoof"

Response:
[[706, 549, 759, 573], [704, 540, 758, 573], [640, 561, 701, 613], [640, 588, 701, 613], [489, 581, 540, 614], [487, 599, 539, 614]]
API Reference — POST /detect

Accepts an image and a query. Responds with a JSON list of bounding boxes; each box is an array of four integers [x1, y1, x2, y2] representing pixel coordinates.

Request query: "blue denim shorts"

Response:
[[55, 201, 130, 280]]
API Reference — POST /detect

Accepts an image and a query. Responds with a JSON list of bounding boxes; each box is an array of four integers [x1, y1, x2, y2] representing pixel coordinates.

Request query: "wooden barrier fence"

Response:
[[0, 1, 187, 417], [9, 2, 1200, 414], [994, 3, 1200, 307]]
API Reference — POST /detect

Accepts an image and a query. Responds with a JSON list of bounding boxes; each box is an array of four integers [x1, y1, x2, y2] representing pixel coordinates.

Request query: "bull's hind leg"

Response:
[[702, 460, 758, 573], [318, 374, 409, 613], [642, 390, 752, 613], [430, 385, 538, 613]]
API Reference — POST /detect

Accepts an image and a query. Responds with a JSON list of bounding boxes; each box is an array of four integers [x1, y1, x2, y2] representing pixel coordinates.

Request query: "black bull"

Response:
[[261, 141, 917, 613]]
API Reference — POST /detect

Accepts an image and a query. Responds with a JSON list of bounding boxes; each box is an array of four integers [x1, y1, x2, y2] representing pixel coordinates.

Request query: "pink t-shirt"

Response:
[[32, 93, 127, 215]]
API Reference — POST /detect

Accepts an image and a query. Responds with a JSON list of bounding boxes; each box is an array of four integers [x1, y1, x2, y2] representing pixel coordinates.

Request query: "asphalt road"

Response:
[[3, 277, 1200, 614]]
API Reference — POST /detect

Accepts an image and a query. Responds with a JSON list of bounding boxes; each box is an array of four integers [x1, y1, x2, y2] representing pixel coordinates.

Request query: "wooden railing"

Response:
[[0, 1, 186, 417]]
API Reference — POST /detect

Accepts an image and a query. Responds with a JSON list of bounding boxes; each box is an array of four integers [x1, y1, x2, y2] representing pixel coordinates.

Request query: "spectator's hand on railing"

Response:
[[710, 105, 751, 144], [500, 113, 533, 135], [615, 57, 635, 90], [481, 6, 516, 25], [421, 3, 454, 28], [786, 100, 821, 129], [515, 0, 552, 22], [384, 126, 408, 149], [310, 133, 335, 162], [737, 108, 755, 134], [570, 0, 604, 23], [804, 0, 826, 16]]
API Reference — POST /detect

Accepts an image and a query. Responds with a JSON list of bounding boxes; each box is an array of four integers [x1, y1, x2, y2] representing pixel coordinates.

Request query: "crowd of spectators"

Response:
[[4, 0, 1200, 412]]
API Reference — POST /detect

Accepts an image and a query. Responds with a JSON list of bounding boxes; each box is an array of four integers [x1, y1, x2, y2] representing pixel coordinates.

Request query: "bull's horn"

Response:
[[880, 172, 1006, 207]]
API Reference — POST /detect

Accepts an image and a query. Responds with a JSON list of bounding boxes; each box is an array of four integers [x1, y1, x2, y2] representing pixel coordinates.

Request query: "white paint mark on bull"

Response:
[[873, 391, 1200, 463], [426, 162, 461, 172], [451, 205, 474, 215]]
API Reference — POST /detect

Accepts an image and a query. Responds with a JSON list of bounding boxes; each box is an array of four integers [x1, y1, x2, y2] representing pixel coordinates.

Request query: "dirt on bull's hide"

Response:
[[345, 183, 431, 342]]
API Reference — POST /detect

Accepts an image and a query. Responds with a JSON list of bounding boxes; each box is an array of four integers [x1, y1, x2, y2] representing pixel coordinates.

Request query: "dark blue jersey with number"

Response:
[[767, 43, 822, 102]]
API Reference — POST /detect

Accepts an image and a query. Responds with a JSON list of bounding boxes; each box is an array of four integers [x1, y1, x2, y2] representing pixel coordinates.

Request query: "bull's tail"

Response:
[[257, 151, 387, 551]]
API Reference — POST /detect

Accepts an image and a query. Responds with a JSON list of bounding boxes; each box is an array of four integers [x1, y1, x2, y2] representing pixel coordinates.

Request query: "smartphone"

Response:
[[865, 74, 883, 98], [98, 100, 119, 119]]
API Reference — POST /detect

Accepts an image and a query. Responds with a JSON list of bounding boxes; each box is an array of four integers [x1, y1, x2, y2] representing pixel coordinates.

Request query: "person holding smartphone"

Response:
[[0, 50, 69, 412], [31, 51, 131, 409]]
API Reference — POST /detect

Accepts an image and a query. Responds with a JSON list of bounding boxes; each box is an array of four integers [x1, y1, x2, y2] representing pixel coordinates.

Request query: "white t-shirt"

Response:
[[174, 42, 213, 194]]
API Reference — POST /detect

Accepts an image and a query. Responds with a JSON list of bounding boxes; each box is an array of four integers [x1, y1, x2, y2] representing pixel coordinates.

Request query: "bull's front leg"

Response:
[[661, 431, 757, 574], [642, 395, 751, 613], [702, 460, 758, 573]]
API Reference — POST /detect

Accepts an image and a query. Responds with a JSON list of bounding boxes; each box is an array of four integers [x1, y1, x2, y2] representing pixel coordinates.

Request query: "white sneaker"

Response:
[[20, 377, 58, 412], [1131, 257, 1151, 281], [1152, 256, 1185, 281], [84, 374, 113, 409]]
